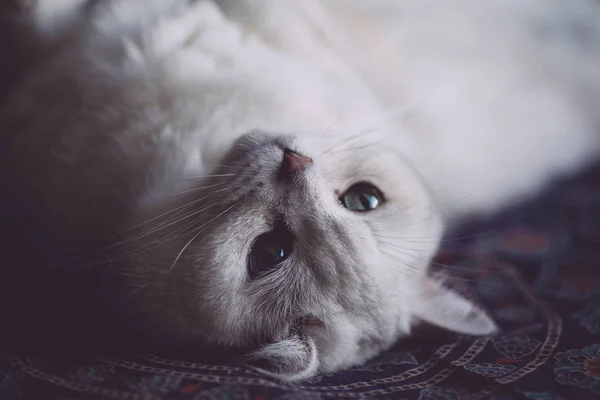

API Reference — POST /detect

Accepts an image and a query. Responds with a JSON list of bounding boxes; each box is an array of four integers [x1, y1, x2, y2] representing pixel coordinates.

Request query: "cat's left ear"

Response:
[[244, 331, 319, 382], [414, 277, 498, 335]]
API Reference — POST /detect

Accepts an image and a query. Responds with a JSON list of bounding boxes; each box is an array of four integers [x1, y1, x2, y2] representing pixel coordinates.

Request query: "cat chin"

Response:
[[242, 275, 497, 382], [238, 307, 411, 382]]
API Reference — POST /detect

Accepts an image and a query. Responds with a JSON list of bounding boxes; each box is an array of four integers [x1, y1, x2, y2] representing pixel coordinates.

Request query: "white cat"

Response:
[[2, 0, 600, 381]]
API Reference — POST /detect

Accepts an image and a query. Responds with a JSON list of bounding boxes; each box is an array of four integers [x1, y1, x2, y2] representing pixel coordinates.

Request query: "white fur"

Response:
[[4, 0, 600, 381]]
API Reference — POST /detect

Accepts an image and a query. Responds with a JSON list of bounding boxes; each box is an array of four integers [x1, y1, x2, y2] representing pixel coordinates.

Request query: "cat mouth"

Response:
[[284, 315, 326, 341], [296, 315, 325, 330]]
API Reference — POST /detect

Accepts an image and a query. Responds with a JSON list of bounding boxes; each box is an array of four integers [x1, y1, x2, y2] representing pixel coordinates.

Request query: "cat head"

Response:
[[123, 130, 497, 381]]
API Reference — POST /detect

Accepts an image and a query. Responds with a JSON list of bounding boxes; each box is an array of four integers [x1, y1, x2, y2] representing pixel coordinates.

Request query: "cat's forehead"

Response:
[[312, 145, 415, 190]]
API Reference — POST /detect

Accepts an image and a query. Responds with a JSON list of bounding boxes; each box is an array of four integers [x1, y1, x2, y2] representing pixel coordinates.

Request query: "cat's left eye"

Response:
[[340, 182, 385, 212], [248, 222, 294, 279]]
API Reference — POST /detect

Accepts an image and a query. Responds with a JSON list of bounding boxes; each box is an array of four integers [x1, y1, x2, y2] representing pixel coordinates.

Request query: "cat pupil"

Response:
[[260, 247, 285, 264], [341, 183, 384, 212], [248, 223, 294, 278]]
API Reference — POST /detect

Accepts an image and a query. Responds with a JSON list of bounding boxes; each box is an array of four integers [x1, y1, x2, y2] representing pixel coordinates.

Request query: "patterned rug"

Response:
[[1, 165, 600, 400]]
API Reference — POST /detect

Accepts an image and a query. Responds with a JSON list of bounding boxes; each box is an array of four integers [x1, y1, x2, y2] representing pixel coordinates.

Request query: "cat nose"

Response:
[[280, 149, 313, 176]]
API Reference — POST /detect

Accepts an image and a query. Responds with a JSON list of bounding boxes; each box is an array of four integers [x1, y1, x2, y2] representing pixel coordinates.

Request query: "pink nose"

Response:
[[281, 149, 313, 175]]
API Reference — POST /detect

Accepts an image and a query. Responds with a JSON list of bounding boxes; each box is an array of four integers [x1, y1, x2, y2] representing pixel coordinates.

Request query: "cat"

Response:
[[1, 0, 600, 381]]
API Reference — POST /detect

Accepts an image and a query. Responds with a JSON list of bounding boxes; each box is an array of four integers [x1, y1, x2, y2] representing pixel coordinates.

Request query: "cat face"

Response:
[[123, 130, 496, 381]]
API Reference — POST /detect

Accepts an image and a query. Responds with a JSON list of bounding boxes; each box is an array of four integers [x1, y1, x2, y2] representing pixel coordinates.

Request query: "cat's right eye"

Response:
[[340, 182, 385, 212], [248, 223, 294, 278]]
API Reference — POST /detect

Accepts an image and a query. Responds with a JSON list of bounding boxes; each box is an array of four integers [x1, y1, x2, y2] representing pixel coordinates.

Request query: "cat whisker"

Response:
[[372, 230, 494, 243], [166, 201, 240, 272], [321, 105, 411, 154], [329, 142, 383, 154], [377, 240, 495, 274], [425, 269, 481, 283], [199, 164, 242, 170], [116, 188, 231, 247], [395, 190, 481, 229], [378, 248, 424, 273], [379, 247, 480, 282], [376, 238, 425, 252], [181, 173, 238, 180], [135, 200, 224, 240], [126, 284, 149, 299], [428, 259, 485, 273], [53, 187, 231, 254], [321, 123, 386, 154], [168, 182, 227, 196], [90, 198, 225, 263], [113, 210, 212, 261]]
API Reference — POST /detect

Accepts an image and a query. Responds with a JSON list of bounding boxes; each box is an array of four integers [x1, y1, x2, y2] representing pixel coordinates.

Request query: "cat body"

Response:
[[2, 0, 600, 380]]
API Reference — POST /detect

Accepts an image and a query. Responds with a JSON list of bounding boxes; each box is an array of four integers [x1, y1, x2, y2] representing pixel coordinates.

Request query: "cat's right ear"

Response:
[[244, 331, 319, 382], [414, 276, 498, 336]]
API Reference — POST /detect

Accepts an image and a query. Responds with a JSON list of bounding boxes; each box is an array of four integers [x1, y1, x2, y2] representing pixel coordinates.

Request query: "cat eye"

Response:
[[340, 182, 384, 212], [248, 222, 294, 278]]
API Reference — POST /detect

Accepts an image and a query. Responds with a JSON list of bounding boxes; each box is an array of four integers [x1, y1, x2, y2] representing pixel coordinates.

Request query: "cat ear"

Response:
[[415, 277, 498, 335], [244, 332, 319, 382]]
